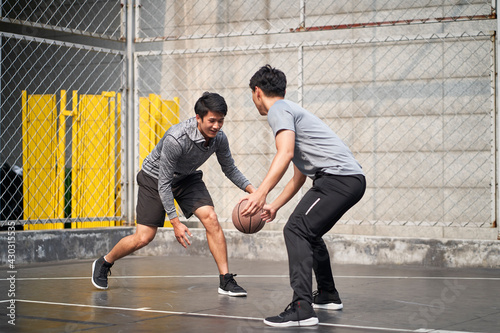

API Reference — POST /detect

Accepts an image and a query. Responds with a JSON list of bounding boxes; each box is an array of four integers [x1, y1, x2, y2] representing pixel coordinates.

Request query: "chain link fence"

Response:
[[0, 1, 125, 228], [1, 1, 498, 238], [1, 0, 123, 38]]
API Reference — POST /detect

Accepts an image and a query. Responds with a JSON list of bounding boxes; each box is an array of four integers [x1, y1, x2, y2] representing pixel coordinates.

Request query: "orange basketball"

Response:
[[232, 199, 265, 234]]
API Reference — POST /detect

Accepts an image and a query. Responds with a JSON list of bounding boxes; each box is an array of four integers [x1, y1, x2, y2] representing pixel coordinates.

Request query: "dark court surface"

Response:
[[1, 255, 499, 333]]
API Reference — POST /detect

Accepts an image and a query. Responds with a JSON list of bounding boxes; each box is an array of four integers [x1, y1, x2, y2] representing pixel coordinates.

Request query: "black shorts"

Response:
[[136, 170, 214, 227]]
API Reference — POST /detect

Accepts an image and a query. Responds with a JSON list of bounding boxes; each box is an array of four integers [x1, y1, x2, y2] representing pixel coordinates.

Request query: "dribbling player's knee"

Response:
[[206, 222, 222, 235], [135, 233, 155, 248], [203, 212, 221, 230]]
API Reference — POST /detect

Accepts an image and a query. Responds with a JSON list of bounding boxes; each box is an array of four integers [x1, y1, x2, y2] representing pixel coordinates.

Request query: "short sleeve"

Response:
[[267, 103, 295, 137]]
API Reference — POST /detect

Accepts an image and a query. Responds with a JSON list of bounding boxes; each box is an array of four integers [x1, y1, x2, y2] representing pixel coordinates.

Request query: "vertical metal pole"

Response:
[[120, 1, 126, 40], [298, 45, 304, 107], [21, 91, 28, 221], [0, 33, 3, 218], [0, 0, 3, 218], [299, 0, 306, 29], [120, 57, 126, 224], [494, 0, 500, 239], [135, 0, 141, 42], [494, 1, 500, 239], [297, 45, 304, 201], [134, 2, 141, 216], [496, 1, 500, 239], [491, 31, 498, 237], [126, 0, 135, 225], [58, 90, 67, 219]]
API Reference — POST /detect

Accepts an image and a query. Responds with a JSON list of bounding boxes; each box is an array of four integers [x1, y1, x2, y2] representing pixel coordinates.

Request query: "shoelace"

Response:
[[280, 302, 302, 326], [99, 265, 112, 279], [222, 273, 237, 288], [280, 302, 297, 317], [312, 290, 320, 298]]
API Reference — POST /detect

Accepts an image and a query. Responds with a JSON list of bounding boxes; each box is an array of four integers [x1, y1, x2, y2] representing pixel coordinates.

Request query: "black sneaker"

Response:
[[218, 273, 247, 297], [312, 289, 343, 310], [92, 256, 113, 290], [264, 301, 319, 327]]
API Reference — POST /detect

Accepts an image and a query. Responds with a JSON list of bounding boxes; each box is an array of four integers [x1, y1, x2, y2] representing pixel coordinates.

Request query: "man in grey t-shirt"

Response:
[[243, 65, 366, 327], [92, 92, 256, 296]]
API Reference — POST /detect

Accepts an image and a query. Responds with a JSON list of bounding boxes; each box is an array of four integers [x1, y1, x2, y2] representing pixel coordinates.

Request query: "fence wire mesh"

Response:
[[1, 0, 123, 39], [137, 0, 493, 40], [0, 0, 498, 237], [0, 32, 125, 228]]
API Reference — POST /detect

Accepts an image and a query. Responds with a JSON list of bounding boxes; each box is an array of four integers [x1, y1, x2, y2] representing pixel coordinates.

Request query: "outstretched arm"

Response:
[[216, 132, 254, 192], [245, 183, 257, 194], [158, 136, 192, 248], [170, 216, 192, 248], [240, 129, 295, 216], [262, 164, 306, 222]]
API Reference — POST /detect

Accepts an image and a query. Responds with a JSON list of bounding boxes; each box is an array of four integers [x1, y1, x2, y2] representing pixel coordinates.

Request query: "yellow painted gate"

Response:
[[139, 94, 180, 166], [22, 92, 63, 229], [71, 92, 121, 228], [22, 91, 179, 229], [139, 94, 180, 227]]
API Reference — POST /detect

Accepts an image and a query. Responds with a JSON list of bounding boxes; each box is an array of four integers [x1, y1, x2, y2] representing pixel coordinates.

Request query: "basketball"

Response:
[[232, 199, 265, 234]]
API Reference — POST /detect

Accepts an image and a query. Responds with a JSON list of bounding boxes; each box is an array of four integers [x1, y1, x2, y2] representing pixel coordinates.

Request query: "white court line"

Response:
[[14, 299, 424, 332], [394, 300, 443, 307], [7, 275, 500, 281], [15, 299, 262, 321]]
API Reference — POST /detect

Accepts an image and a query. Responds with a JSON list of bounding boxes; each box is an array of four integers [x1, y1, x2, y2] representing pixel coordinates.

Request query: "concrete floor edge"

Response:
[[1, 227, 499, 268]]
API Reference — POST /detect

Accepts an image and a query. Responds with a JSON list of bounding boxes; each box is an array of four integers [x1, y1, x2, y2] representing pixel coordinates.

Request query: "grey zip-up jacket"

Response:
[[141, 117, 251, 220]]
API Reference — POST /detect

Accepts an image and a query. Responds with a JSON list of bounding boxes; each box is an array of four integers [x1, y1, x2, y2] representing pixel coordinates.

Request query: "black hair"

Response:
[[249, 64, 287, 98], [194, 92, 228, 118]]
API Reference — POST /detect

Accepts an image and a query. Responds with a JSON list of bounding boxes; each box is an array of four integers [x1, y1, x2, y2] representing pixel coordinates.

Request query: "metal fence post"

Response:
[[496, 0, 500, 239], [125, 0, 136, 226]]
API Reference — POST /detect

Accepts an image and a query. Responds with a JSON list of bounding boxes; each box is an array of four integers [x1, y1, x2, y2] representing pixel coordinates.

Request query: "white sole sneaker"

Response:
[[263, 316, 319, 327], [312, 302, 343, 310], [217, 287, 247, 297], [91, 259, 108, 290]]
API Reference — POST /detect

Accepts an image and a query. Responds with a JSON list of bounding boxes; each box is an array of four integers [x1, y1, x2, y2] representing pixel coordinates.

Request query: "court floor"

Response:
[[1, 255, 499, 332]]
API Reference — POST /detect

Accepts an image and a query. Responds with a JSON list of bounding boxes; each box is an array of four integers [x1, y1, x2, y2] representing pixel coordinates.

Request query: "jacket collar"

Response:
[[186, 117, 206, 144]]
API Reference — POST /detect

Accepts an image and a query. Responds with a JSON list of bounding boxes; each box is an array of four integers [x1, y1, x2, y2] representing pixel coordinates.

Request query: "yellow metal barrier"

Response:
[[22, 91, 64, 230], [139, 94, 180, 227], [139, 94, 180, 165], [72, 91, 122, 228], [116, 92, 122, 220]]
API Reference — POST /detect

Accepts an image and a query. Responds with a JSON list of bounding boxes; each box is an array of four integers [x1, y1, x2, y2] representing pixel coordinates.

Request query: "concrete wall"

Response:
[[1, 227, 499, 268], [138, 0, 499, 240]]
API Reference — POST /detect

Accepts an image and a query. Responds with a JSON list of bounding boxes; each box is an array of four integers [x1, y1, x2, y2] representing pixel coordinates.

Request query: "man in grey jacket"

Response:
[[92, 92, 256, 296]]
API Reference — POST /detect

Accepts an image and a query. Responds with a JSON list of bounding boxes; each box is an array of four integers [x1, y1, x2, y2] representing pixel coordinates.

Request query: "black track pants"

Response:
[[284, 173, 366, 304]]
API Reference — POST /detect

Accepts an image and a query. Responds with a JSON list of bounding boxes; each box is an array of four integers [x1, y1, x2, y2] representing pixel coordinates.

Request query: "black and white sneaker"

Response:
[[218, 273, 247, 297], [312, 289, 343, 310], [91, 256, 113, 290], [264, 301, 319, 327]]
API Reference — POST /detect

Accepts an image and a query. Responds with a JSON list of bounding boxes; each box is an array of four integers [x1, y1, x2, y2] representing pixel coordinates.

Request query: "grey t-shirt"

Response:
[[142, 117, 251, 220], [267, 99, 364, 178]]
